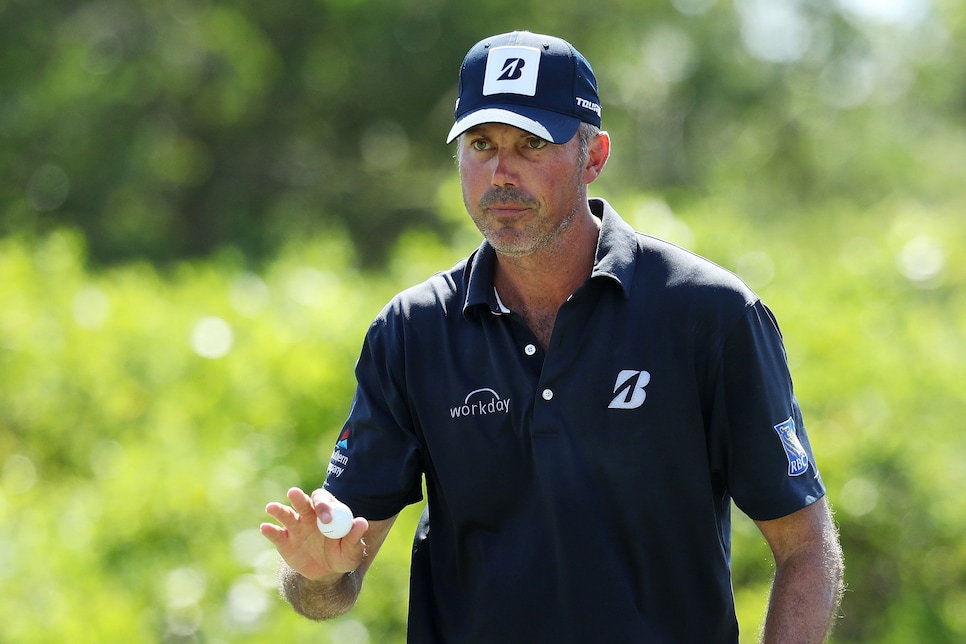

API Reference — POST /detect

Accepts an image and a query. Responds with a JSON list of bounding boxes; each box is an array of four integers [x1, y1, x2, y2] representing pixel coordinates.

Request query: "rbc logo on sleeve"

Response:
[[774, 417, 809, 477]]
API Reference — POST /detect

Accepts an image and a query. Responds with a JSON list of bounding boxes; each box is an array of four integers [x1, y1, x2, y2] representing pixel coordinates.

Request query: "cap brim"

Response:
[[446, 107, 581, 144]]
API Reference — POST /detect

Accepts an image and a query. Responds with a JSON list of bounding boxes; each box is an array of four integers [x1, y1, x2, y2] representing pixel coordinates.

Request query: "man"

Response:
[[261, 30, 844, 642]]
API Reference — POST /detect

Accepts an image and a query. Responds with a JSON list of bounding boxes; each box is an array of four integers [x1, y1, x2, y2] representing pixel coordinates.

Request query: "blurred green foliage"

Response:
[[4, 0, 965, 266], [0, 226, 434, 642], [2, 0, 966, 642]]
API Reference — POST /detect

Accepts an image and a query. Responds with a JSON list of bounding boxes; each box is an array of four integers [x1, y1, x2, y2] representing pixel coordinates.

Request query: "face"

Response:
[[457, 123, 588, 258]]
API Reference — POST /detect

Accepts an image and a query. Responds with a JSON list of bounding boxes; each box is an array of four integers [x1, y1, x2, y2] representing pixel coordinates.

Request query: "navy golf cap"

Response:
[[446, 31, 602, 144]]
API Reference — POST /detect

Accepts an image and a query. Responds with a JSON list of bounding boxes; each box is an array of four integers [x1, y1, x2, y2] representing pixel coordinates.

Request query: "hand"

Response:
[[260, 487, 370, 582]]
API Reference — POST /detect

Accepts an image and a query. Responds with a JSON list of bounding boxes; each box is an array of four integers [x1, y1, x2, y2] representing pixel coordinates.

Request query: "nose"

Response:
[[491, 148, 520, 187]]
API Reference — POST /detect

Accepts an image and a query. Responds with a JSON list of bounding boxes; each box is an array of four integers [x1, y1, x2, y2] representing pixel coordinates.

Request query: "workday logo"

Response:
[[608, 370, 651, 410], [450, 388, 511, 419], [483, 46, 541, 97]]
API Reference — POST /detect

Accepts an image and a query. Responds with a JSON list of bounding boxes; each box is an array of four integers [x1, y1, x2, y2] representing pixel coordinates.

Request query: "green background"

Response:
[[2, 0, 964, 641]]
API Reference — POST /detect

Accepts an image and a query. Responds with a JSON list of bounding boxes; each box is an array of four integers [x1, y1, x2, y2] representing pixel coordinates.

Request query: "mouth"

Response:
[[479, 188, 538, 217], [486, 203, 532, 217]]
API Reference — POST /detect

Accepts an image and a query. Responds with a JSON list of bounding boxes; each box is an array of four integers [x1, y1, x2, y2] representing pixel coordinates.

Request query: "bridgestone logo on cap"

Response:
[[483, 46, 541, 97]]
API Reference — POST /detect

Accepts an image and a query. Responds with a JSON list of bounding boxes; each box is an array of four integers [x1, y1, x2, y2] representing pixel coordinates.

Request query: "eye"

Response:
[[526, 137, 548, 150], [470, 139, 491, 151]]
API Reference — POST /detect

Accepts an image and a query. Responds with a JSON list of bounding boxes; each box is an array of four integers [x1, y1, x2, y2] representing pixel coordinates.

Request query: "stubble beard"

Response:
[[490, 202, 579, 258], [469, 172, 584, 259]]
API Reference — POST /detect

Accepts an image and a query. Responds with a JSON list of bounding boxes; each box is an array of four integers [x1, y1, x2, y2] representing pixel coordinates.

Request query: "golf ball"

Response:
[[316, 503, 354, 539]]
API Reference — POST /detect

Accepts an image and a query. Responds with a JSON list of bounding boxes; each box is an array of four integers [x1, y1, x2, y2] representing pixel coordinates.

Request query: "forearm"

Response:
[[754, 498, 845, 644], [279, 562, 363, 620], [760, 543, 844, 643]]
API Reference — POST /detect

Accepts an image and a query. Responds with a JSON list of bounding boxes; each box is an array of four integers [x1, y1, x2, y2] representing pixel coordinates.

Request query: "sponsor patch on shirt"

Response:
[[327, 428, 350, 479], [773, 417, 809, 477], [449, 387, 511, 419]]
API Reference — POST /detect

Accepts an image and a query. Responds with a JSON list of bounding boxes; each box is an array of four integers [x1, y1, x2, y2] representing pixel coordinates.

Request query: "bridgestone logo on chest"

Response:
[[608, 369, 651, 410], [450, 388, 511, 418]]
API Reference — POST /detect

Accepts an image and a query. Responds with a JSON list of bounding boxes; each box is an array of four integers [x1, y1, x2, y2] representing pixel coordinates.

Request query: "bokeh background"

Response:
[[2, 0, 964, 641]]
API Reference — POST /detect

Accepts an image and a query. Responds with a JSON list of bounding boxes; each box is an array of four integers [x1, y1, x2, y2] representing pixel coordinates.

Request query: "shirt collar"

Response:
[[589, 198, 636, 298], [462, 198, 637, 318]]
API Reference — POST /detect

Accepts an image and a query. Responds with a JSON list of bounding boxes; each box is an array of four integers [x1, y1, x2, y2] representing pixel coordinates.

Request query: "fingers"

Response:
[[270, 486, 337, 524], [309, 488, 347, 526], [265, 499, 296, 520], [309, 488, 339, 511], [307, 489, 369, 545], [260, 487, 372, 580], [261, 489, 315, 551], [259, 521, 287, 545], [287, 487, 316, 516], [263, 486, 366, 543], [345, 517, 370, 544]]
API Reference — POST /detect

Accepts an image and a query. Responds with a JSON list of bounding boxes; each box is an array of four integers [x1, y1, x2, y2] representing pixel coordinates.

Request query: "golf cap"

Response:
[[446, 31, 601, 144]]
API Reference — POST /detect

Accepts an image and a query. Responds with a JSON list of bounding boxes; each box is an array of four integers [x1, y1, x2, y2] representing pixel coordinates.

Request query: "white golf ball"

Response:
[[316, 503, 354, 539]]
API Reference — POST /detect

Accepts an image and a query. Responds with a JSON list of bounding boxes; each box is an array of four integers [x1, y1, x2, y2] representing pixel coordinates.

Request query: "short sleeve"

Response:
[[709, 300, 825, 521], [323, 314, 424, 521]]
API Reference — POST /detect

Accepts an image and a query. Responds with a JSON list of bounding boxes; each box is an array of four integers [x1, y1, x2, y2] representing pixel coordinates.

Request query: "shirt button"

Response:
[[542, 389, 554, 401], [525, 344, 536, 356]]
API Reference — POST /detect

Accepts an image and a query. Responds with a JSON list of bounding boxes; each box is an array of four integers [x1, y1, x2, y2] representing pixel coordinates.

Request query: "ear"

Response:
[[582, 130, 611, 185]]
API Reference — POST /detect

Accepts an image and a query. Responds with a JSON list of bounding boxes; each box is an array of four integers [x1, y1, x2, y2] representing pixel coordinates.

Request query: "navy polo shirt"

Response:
[[324, 198, 825, 643]]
